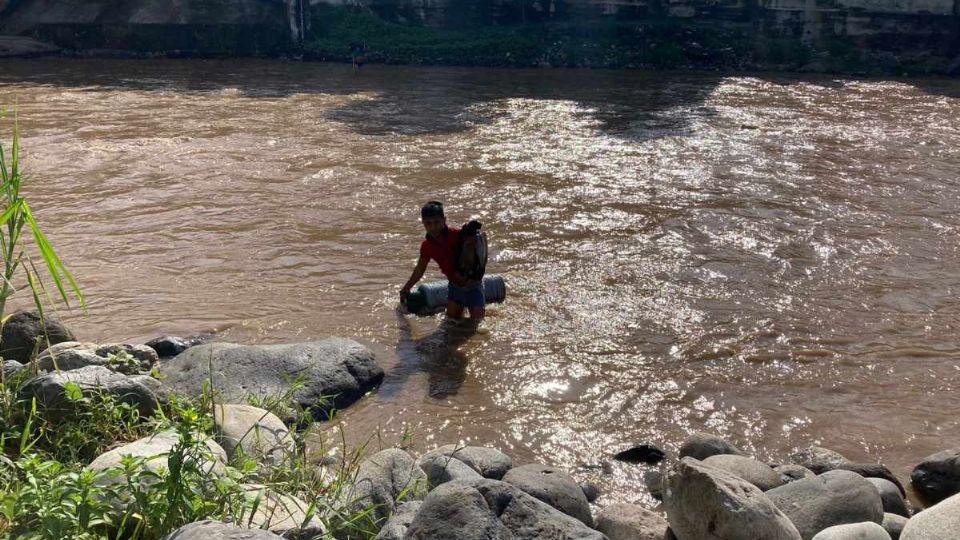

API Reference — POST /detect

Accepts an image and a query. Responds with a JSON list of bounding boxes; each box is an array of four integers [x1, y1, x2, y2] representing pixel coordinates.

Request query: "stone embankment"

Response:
[[3, 310, 959, 539]]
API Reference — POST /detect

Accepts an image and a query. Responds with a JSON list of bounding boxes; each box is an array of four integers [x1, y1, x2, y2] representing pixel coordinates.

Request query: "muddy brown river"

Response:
[[1, 58, 958, 504]]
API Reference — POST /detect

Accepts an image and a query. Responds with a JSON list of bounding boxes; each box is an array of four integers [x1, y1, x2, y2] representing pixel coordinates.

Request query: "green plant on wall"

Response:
[[0, 112, 84, 323]]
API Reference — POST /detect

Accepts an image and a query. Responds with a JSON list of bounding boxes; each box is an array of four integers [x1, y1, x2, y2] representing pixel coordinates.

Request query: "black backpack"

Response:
[[455, 220, 488, 281]]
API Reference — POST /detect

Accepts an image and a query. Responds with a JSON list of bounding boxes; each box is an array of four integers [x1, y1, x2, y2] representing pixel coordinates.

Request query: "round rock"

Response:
[[811, 522, 891, 540], [765, 469, 884, 540], [790, 447, 850, 474], [910, 447, 960, 505], [678, 432, 745, 461], [704, 454, 784, 491], [777, 464, 817, 484], [665, 457, 801, 540], [420, 444, 513, 479], [374, 500, 422, 540], [417, 453, 483, 486], [19, 365, 160, 417], [502, 463, 594, 527], [596, 503, 669, 540], [881, 513, 907, 540], [343, 448, 428, 525], [900, 491, 960, 540], [160, 520, 283, 539], [213, 404, 294, 466], [836, 463, 906, 498], [0, 311, 75, 364], [866, 478, 909, 518]]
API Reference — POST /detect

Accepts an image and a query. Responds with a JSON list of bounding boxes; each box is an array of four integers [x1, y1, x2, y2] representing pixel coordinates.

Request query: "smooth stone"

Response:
[[158, 339, 384, 418], [678, 432, 745, 461], [777, 464, 817, 484], [811, 522, 891, 540], [19, 365, 160, 417], [213, 404, 294, 466], [766, 470, 884, 540], [595, 503, 669, 540], [665, 457, 801, 540], [704, 454, 784, 491], [644, 469, 664, 500], [160, 520, 283, 539], [790, 447, 850, 474], [144, 335, 208, 358], [237, 485, 324, 538], [881, 513, 907, 540], [866, 478, 909, 518], [418, 453, 483, 486], [89, 430, 227, 479], [900, 492, 960, 540], [836, 463, 906, 498], [910, 447, 960, 505], [403, 480, 511, 540], [502, 463, 594, 526], [420, 444, 513, 479], [343, 448, 428, 525], [476, 478, 605, 539], [34, 342, 106, 372], [2, 359, 24, 378], [373, 500, 421, 540], [0, 311, 75, 364]]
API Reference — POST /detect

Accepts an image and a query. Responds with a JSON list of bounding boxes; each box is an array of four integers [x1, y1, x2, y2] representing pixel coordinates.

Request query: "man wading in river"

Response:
[[400, 201, 486, 320]]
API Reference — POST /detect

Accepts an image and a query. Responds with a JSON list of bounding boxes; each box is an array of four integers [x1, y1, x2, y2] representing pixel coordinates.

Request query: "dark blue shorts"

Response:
[[448, 282, 485, 308]]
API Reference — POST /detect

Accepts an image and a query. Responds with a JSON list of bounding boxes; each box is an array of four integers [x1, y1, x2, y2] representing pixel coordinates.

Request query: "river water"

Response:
[[1, 58, 958, 503]]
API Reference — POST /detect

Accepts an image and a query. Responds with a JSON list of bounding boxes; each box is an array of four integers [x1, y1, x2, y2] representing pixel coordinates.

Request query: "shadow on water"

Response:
[[382, 308, 481, 399]]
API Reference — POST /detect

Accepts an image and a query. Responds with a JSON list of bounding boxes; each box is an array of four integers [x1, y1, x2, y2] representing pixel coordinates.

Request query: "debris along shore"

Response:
[[2, 310, 959, 539]]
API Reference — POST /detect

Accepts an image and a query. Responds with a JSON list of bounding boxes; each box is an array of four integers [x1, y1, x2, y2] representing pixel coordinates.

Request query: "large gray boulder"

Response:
[[342, 448, 428, 525], [158, 339, 383, 417], [910, 447, 960, 505], [900, 492, 960, 540], [664, 457, 801, 540], [678, 432, 744, 461], [880, 513, 907, 540], [417, 453, 482, 486], [213, 404, 294, 466], [19, 365, 160, 417], [866, 478, 909, 518], [0, 311, 75, 363], [703, 454, 784, 491], [811, 522, 891, 540], [420, 444, 513, 479], [790, 447, 850, 474], [502, 463, 594, 527], [595, 503, 669, 540], [161, 520, 284, 539], [405, 479, 606, 540], [89, 430, 227, 478], [766, 470, 884, 540], [373, 500, 421, 540]]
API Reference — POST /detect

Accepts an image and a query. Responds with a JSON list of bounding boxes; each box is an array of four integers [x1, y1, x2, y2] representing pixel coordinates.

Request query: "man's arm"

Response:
[[400, 255, 429, 304]]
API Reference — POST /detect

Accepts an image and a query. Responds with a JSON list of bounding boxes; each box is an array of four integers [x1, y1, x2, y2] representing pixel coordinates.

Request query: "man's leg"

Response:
[[468, 306, 485, 319], [446, 301, 465, 320]]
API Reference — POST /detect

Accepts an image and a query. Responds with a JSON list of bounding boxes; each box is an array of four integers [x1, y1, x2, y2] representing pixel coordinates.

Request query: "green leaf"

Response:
[[64, 381, 83, 402]]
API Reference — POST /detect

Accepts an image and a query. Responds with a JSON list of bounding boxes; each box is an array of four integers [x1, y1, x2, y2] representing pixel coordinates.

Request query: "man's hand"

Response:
[[399, 287, 411, 305]]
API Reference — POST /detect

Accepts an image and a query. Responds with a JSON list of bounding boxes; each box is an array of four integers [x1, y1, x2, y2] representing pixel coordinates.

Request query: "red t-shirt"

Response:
[[420, 226, 461, 279]]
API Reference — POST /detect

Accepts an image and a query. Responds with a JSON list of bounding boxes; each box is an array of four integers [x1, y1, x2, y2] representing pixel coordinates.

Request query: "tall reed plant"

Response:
[[0, 113, 84, 323]]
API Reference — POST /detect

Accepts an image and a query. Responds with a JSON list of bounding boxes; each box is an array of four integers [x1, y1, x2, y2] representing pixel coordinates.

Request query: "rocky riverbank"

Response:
[[2, 309, 960, 539]]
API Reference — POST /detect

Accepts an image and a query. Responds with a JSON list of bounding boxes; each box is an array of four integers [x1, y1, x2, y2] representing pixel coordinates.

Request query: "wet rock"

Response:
[[403, 481, 511, 540], [881, 513, 907, 540], [811, 522, 891, 540], [837, 463, 906, 498], [213, 404, 293, 466], [766, 470, 884, 540], [866, 478, 909, 518], [96, 343, 159, 368], [900, 492, 960, 540], [238, 485, 324, 538], [790, 447, 850, 474], [343, 448, 428, 525], [418, 453, 482, 486], [579, 480, 600, 503], [420, 444, 513, 479], [19, 365, 160, 417], [90, 430, 227, 478], [595, 503, 669, 540], [475, 479, 605, 539], [678, 432, 744, 461], [157, 339, 384, 418], [704, 454, 784, 491], [0, 311, 75, 363], [502, 463, 594, 527], [664, 457, 801, 540], [777, 464, 817, 484], [644, 469, 664, 500], [2, 359, 24, 378], [144, 335, 209, 358], [373, 501, 421, 540], [160, 520, 284, 539], [909, 447, 960, 505], [613, 444, 666, 465]]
